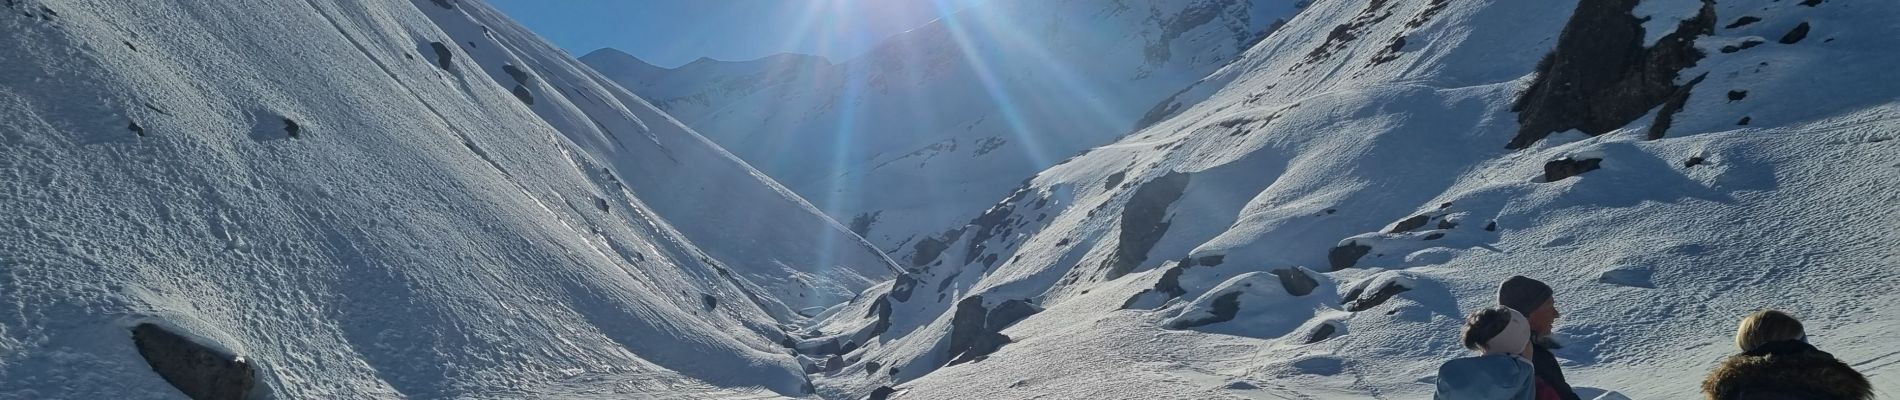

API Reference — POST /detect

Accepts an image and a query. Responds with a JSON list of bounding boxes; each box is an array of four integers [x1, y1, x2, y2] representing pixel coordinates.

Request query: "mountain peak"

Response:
[[577, 47, 665, 74]]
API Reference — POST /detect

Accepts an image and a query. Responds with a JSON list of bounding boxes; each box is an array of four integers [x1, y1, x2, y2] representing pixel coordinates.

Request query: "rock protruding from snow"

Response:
[[131, 324, 258, 400], [1162, 270, 1335, 338], [944, 296, 1041, 366], [1510, 0, 1716, 148], [429, 41, 455, 71], [1165, 291, 1243, 329], [1303, 321, 1342, 344], [1341, 273, 1414, 312], [1273, 267, 1321, 296], [1106, 172, 1192, 279], [889, 274, 918, 302], [1543, 156, 1603, 182], [1327, 240, 1373, 270], [1779, 22, 1811, 44]]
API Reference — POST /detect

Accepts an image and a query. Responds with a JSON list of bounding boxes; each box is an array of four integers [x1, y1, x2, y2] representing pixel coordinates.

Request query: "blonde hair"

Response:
[[1734, 309, 1804, 352]]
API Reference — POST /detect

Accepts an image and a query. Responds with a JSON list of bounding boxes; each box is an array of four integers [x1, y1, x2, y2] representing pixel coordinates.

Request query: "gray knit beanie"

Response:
[[1498, 275, 1553, 316]]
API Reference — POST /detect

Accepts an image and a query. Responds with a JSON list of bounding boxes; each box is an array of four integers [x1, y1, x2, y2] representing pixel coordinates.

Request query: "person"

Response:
[[1701, 310, 1873, 400], [1435, 306, 1538, 400], [1499, 276, 1581, 400]]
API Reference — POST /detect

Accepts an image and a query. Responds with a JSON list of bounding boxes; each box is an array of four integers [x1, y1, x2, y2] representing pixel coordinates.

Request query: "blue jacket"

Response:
[[1434, 354, 1536, 400]]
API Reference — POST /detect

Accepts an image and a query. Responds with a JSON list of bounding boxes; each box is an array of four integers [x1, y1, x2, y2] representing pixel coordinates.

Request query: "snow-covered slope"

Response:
[[583, 0, 1306, 259], [0, 0, 896, 397], [794, 0, 1900, 398]]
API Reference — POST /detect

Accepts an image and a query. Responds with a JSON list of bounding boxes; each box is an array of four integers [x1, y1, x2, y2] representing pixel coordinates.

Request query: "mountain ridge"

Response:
[[585, 0, 1307, 266]]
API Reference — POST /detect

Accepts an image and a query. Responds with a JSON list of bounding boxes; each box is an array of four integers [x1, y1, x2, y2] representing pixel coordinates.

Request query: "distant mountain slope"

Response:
[[0, 0, 895, 397], [585, 0, 1307, 261], [792, 0, 1900, 398]]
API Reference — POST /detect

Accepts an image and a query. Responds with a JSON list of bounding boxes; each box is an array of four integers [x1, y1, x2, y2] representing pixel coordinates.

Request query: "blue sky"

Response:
[[487, 0, 988, 68]]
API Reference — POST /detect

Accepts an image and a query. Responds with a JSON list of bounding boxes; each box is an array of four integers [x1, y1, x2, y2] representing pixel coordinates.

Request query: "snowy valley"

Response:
[[1, 0, 1897, 399], [582, 0, 1305, 258]]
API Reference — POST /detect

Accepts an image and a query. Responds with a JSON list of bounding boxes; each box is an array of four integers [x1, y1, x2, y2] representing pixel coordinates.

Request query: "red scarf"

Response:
[[1536, 378, 1561, 400]]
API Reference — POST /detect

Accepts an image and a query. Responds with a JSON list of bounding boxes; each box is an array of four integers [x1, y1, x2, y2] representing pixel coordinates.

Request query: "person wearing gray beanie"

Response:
[[1498, 276, 1579, 400]]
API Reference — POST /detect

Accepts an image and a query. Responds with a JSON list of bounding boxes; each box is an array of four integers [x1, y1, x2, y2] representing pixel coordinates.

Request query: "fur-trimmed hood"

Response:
[[1702, 341, 1873, 400]]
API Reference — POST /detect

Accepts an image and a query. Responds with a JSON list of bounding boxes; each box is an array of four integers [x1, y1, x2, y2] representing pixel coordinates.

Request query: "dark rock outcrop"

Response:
[[1165, 291, 1242, 329], [1304, 322, 1339, 344], [944, 296, 1040, 366], [865, 297, 894, 338], [889, 274, 917, 302], [1104, 171, 1126, 190], [1510, 0, 1717, 148], [131, 323, 258, 400], [511, 85, 534, 105], [867, 386, 897, 400], [429, 42, 454, 71], [1649, 73, 1706, 140], [1779, 22, 1810, 44], [1342, 280, 1411, 312], [964, 186, 1034, 265], [987, 299, 1040, 330], [1105, 172, 1191, 279], [1272, 268, 1319, 296], [1543, 157, 1602, 182], [282, 118, 301, 139], [1327, 240, 1372, 270], [1196, 255, 1225, 267], [501, 64, 531, 83], [909, 228, 961, 268], [1388, 215, 1430, 233]]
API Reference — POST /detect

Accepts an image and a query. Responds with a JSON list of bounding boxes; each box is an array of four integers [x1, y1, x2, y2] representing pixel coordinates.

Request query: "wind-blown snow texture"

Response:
[[584, 0, 1305, 261], [0, 0, 896, 398], [791, 0, 1900, 399], [3, 0, 1897, 399]]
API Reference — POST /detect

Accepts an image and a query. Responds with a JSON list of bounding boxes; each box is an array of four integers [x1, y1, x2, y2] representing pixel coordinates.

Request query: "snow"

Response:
[[2, 0, 1896, 398], [0, 0, 894, 397], [798, 0, 1900, 398], [583, 0, 1306, 262], [1635, 0, 1706, 46]]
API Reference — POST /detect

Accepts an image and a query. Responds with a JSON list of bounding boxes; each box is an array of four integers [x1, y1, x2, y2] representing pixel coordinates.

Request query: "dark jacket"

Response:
[[1702, 340, 1873, 400], [1531, 339, 1581, 400]]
